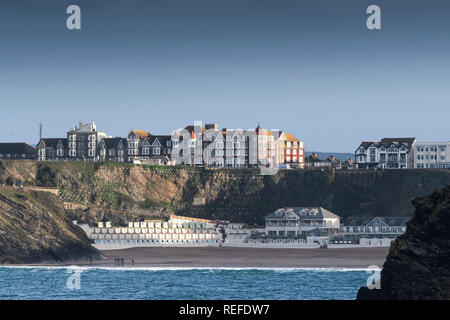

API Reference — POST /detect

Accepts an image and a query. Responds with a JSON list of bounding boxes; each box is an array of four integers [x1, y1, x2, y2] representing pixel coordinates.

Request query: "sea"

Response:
[[0, 266, 377, 300]]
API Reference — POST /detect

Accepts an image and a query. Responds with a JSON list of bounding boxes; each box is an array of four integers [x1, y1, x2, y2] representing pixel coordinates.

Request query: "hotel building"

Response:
[[413, 142, 450, 169], [264, 207, 341, 237], [67, 122, 109, 161], [355, 137, 416, 169]]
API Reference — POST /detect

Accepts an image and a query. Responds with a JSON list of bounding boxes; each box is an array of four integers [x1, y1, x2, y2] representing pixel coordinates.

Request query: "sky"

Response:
[[0, 0, 449, 152]]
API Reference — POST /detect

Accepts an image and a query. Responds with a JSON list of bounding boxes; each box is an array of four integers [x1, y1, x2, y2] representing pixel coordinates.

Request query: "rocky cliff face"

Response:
[[357, 185, 450, 300], [0, 186, 101, 264], [1, 160, 450, 225]]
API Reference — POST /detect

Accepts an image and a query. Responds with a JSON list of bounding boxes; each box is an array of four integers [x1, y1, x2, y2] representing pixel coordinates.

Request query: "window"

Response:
[[142, 148, 149, 155], [22, 154, 26, 158], [153, 148, 161, 155]]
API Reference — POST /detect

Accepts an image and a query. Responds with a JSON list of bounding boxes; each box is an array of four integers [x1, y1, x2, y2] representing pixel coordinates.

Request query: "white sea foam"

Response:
[[0, 265, 381, 272]]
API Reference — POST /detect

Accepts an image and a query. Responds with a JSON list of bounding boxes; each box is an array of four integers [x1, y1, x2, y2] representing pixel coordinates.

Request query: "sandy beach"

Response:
[[39, 246, 390, 268]]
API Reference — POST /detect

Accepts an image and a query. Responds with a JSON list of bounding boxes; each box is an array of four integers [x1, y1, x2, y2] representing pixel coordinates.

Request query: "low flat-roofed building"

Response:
[[341, 216, 409, 240]]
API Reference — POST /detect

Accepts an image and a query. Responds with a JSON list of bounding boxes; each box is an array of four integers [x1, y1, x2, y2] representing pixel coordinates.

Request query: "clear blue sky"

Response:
[[1, 0, 449, 152]]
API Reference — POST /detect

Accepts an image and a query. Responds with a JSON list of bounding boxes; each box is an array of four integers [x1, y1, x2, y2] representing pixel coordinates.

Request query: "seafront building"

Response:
[[74, 209, 410, 249], [264, 207, 341, 237], [78, 215, 223, 249], [413, 142, 450, 169], [330, 216, 409, 245], [222, 209, 409, 248], [355, 137, 416, 169]]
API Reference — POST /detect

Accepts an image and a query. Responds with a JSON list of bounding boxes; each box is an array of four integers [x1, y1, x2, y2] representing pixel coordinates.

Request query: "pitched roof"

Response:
[[38, 138, 67, 149], [305, 153, 322, 163], [358, 137, 416, 151], [0, 143, 35, 154], [148, 135, 172, 146], [380, 137, 416, 147], [130, 130, 150, 139], [284, 133, 299, 142], [345, 216, 409, 227], [100, 137, 126, 148], [326, 155, 342, 164], [265, 207, 340, 220]]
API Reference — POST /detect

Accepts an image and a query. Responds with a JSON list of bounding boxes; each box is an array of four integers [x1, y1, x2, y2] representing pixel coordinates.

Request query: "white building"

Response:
[[355, 137, 416, 169], [82, 215, 222, 249], [264, 207, 341, 237], [335, 216, 409, 245], [413, 142, 450, 169]]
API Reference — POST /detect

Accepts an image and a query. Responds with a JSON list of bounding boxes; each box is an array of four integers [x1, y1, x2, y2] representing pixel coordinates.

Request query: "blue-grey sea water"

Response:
[[0, 267, 371, 300]]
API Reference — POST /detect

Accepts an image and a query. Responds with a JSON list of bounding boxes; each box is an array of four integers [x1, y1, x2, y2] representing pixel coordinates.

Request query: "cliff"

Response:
[[0, 186, 101, 264], [357, 185, 450, 300], [1, 160, 450, 226]]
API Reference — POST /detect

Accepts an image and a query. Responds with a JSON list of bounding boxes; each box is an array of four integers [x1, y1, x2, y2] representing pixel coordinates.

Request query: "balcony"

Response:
[[266, 223, 298, 228]]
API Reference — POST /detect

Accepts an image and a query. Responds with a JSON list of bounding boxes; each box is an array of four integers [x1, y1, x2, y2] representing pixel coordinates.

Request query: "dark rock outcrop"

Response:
[[357, 185, 450, 300], [0, 187, 102, 264]]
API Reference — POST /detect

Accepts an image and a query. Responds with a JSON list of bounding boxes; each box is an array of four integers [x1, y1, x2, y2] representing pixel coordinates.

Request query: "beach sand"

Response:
[[44, 246, 390, 268]]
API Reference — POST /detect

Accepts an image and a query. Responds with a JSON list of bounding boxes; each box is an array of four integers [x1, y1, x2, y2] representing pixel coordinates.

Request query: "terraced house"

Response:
[[355, 137, 416, 169], [36, 138, 67, 161], [32, 121, 304, 168], [126, 130, 151, 163], [126, 130, 173, 163], [98, 137, 127, 162], [202, 126, 251, 168], [279, 132, 305, 169]]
